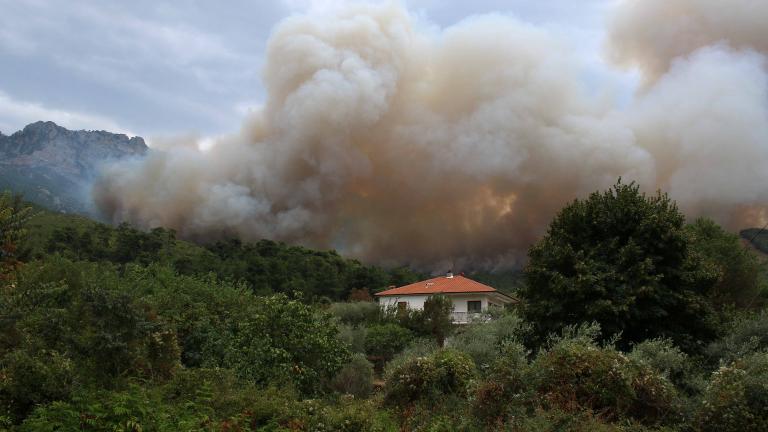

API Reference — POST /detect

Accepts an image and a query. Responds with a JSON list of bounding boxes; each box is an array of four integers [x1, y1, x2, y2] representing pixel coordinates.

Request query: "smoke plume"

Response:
[[94, 1, 768, 270]]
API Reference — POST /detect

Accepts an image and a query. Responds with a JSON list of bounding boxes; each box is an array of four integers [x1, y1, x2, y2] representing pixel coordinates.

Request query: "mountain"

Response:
[[0, 121, 148, 215]]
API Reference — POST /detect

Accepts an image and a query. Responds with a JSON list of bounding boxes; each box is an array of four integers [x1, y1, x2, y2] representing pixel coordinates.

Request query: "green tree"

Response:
[[521, 180, 718, 351], [0, 192, 32, 281], [364, 323, 413, 363], [219, 294, 350, 395], [686, 218, 766, 309], [422, 295, 454, 347]]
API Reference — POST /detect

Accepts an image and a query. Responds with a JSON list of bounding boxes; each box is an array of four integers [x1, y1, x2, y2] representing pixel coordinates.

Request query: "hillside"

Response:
[[3, 184, 768, 431], [20, 204, 424, 301], [0, 121, 147, 215]]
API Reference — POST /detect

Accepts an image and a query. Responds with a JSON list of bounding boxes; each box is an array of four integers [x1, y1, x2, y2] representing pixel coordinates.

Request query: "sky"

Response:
[[0, 0, 628, 140]]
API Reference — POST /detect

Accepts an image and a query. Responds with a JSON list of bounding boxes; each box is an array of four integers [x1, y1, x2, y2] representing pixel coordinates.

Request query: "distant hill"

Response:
[[0, 121, 148, 215]]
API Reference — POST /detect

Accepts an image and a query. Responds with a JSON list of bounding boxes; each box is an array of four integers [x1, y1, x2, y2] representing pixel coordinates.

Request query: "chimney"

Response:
[[446, 270, 454, 278]]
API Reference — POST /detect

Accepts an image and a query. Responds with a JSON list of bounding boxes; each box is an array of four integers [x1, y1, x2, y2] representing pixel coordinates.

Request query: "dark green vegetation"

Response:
[[2, 180, 768, 431], [24, 208, 422, 302]]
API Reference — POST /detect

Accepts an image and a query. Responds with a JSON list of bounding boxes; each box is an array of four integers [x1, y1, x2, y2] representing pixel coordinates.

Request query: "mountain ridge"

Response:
[[0, 121, 148, 215]]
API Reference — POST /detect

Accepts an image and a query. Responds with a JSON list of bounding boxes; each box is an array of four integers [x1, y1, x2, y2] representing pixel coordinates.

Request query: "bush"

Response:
[[0, 349, 75, 422], [384, 338, 439, 378], [696, 352, 768, 432], [364, 323, 413, 362], [220, 294, 351, 395], [338, 324, 367, 354], [472, 341, 532, 425], [6, 259, 164, 386], [530, 324, 680, 426], [706, 311, 768, 365], [514, 409, 672, 432], [384, 348, 475, 407], [398, 395, 480, 432], [449, 309, 529, 372], [629, 338, 692, 391], [19, 384, 193, 432], [330, 353, 374, 397], [328, 302, 381, 327]]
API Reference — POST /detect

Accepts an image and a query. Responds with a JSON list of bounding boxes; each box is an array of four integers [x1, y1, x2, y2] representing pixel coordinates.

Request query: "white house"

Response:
[[375, 271, 518, 323]]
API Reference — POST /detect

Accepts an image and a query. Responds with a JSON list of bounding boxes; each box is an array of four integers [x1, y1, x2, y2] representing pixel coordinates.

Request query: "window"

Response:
[[397, 302, 408, 313], [467, 300, 482, 313]]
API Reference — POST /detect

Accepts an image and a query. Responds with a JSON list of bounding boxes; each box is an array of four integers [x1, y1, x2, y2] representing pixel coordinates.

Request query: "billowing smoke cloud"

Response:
[[606, 0, 768, 83], [94, 1, 768, 270]]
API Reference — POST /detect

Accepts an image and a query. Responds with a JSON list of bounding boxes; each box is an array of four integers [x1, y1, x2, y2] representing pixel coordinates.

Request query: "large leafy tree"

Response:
[[686, 218, 766, 310], [219, 293, 350, 395], [521, 181, 718, 351]]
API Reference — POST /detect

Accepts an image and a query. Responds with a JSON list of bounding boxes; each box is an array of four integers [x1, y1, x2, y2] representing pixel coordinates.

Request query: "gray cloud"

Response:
[[0, 0, 615, 136]]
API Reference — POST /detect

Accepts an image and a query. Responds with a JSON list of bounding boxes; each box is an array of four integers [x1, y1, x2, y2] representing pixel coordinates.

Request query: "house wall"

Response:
[[378, 294, 430, 310], [378, 293, 492, 312]]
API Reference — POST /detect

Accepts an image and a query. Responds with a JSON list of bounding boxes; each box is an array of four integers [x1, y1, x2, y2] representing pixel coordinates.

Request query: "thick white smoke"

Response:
[[94, 1, 768, 269]]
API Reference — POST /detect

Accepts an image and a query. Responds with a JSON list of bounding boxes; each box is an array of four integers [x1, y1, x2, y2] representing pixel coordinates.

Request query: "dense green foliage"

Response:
[[0, 192, 33, 280], [37, 214, 422, 302], [697, 352, 768, 431], [2, 186, 768, 430], [383, 348, 475, 407], [364, 324, 413, 363], [522, 181, 719, 351], [687, 218, 766, 309]]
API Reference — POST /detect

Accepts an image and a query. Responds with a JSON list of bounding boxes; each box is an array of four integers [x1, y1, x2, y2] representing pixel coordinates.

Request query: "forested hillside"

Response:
[[20, 205, 423, 302], [2, 183, 768, 431]]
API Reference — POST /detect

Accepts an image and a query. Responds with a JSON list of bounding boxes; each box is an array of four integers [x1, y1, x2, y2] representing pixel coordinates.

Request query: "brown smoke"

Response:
[[606, 0, 768, 84], [94, 2, 768, 270]]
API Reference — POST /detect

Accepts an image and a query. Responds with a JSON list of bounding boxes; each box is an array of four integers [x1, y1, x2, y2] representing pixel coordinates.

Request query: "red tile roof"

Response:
[[375, 275, 498, 296]]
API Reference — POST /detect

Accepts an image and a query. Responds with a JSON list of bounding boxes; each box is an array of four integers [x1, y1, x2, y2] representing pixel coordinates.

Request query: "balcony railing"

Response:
[[450, 311, 490, 324]]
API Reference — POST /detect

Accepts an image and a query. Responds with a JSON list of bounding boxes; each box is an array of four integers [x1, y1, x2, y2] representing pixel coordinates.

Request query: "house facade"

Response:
[[375, 272, 517, 323]]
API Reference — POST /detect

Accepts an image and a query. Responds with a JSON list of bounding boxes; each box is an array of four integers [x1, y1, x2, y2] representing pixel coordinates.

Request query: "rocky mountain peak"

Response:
[[0, 121, 151, 215]]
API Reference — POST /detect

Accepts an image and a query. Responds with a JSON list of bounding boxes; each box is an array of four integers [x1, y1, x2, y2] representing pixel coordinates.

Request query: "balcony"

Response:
[[450, 311, 490, 324]]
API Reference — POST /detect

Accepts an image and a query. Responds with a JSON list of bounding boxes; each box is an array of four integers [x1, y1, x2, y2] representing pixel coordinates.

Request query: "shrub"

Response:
[[328, 301, 381, 327], [338, 323, 367, 354], [220, 294, 351, 395], [449, 309, 529, 372], [706, 311, 768, 365], [530, 324, 680, 425], [384, 348, 474, 407], [364, 323, 413, 362], [384, 338, 439, 378], [472, 341, 532, 425], [629, 338, 692, 391], [6, 259, 161, 386], [143, 329, 181, 380], [19, 383, 212, 432], [398, 395, 480, 432], [696, 352, 768, 432], [514, 409, 672, 432], [330, 353, 375, 397], [0, 349, 75, 422]]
